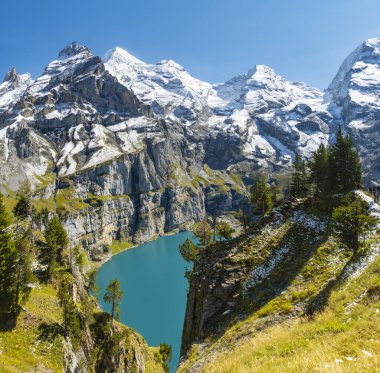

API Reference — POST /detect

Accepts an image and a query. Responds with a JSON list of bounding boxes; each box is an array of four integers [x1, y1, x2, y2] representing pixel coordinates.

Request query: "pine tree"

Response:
[[330, 128, 362, 193], [87, 269, 100, 297], [179, 239, 200, 282], [58, 273, 81, 342], [14, 229, 34, 307], [13, 181, 32, 220], [159, 343, 172, 373], [235, 207, 249, 233], [103, 279, 123, 321], [309, 143, 329, 196], [13, 194, 31, 220], [179, 239, 199, 263], [0, 195, 19, 322], [346, 136, 362, 191], [250, 174, 273, 215], [41, 216, 69, 280], [290, 153, 310, 199]]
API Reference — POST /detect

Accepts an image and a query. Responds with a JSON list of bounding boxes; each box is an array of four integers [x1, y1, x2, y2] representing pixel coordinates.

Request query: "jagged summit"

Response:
[[58, 41, 91, 59], [157, 59, 186, 71], [3, 67, 17, 82], [245, 64, 287, 90], [0, 67, 32, 111], [324, 36, 380, 178], [1, 36, 380, 188]]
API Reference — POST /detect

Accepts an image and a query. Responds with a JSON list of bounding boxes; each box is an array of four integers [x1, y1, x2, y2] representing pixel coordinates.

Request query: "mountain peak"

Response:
[[3, 67, 17, 82], [326, 36, 380, 102], [246, 64, 280, 78], [2, 68, 32, 87], [103, 46, 145, 65], [157, 59, 186, 72], [365, 37, 380, 48], [58, 41, 91, 59], [253, 64, 276, 73], [245, 64, 285, 89]]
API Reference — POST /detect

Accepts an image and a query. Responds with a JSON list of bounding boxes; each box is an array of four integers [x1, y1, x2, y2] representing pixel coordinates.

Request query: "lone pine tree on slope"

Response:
[[104, 278, 123, 321]]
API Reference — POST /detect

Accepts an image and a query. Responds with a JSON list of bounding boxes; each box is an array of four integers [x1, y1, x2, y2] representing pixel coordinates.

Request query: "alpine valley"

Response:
[[0, 37, 380, 372]]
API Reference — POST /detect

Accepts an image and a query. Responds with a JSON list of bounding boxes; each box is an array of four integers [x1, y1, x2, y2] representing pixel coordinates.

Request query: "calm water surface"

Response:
[[97, 231, 194, 372]]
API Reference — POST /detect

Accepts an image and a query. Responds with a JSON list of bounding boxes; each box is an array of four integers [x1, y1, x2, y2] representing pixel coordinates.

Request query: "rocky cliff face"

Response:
[[180, 205, 327, 356], [1, 39, 380, 254], [0, 42, 248, 254]]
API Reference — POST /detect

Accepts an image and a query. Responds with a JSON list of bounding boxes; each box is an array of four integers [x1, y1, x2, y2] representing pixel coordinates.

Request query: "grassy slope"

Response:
[[203, 255, 380, 373], [0, 284, 164, 373], [0, 285, 64, 372], [179, 202, 380, 373], [108, 239, 135, 255], [0, 203, 163, 372]]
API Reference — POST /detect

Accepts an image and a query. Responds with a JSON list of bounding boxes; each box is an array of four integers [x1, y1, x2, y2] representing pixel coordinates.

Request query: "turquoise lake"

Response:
[[96, 231, 194, 372]]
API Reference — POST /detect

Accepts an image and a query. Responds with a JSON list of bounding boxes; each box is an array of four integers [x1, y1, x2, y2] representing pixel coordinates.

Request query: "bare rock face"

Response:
[[3, 67, 18, 83], [58, 41, 92, 59]]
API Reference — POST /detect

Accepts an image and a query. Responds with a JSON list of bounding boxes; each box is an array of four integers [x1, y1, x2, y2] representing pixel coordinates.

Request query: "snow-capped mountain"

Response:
[[104, 46, 333, 169], [0, 68, 33, 112], [326, 37, 380, 179], [1, 38, 379, 188], [208, 65, 331, 163], [1, 38, 379, 252], [104, 47, 213, 124]]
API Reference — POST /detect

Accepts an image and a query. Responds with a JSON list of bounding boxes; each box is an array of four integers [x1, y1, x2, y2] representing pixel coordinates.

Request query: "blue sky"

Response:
[[1, 0, 380, 89]]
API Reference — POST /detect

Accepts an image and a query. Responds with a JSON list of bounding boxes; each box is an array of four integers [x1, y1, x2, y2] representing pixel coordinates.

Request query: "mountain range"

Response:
[[1, 38, 380, 253]]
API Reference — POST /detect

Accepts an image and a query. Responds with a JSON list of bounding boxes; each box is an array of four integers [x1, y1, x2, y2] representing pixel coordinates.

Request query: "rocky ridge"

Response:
[[178, 193, 380, 372]]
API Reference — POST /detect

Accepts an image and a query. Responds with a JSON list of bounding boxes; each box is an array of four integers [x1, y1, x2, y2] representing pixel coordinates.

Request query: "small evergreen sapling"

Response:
[[331, 195, 378, 252]]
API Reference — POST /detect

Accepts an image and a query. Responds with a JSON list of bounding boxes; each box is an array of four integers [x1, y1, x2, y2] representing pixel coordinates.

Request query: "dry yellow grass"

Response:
[[200, 256, 380, 373]]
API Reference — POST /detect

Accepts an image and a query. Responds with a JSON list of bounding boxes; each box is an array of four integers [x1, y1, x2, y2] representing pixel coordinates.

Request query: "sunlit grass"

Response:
[[108, 239, 135, 255], [0, 285, 64, 372], [200, 257, 380, 373]]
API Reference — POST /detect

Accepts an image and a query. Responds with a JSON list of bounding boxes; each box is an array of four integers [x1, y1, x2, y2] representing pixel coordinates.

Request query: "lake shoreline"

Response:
[[93, 228, 186, 270], [96, 231, 194, 373]]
